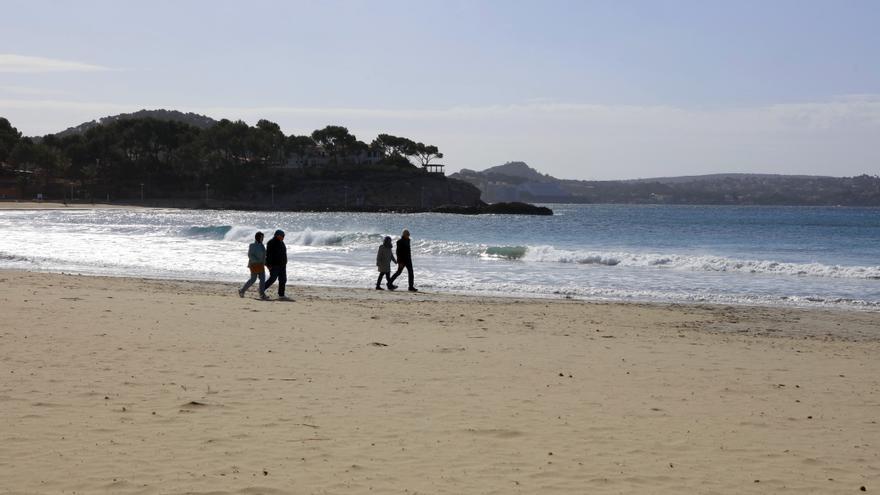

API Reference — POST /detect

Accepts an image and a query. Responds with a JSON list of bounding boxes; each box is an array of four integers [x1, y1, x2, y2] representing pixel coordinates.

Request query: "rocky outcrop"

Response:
[[213, 173, 483, 211], [432, 202, 553, 216]]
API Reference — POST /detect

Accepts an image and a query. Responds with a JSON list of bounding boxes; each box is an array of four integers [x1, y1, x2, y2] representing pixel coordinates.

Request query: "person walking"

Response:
[[239, 231, 269, 299], [389, 229, 418, 292], [375, 236, 397, 290], [264, 229, 291, 300]]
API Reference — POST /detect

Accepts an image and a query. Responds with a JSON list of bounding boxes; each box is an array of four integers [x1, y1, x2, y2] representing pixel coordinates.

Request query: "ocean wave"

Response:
[[523, 245, 880, 279], [484, 246, 528, 260], [176, 227, 880, 280], [183, 225, 235, 239], [416, 278, 880, 309], [181, 225, 383, 246], [0, 252, 36, 266]]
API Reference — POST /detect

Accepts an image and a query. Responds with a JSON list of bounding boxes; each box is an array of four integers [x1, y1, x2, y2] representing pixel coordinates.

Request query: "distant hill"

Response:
[[450, 163, 880, 206], [3, 111, 486, 210], [622, 173, 833, 184], [480, 161, 555, 182], [53, 109, 218, 137]]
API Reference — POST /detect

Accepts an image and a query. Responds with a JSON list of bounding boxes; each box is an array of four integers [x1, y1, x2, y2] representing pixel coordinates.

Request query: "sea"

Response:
[[1, 204, 879, 310]]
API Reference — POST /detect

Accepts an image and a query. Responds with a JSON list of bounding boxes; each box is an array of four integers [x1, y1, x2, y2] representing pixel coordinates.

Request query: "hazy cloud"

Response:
[[5, 96, 879, 132], [196, 97, 880, 131], [0, 85, 69, 96], [0, 54, 113, 73]]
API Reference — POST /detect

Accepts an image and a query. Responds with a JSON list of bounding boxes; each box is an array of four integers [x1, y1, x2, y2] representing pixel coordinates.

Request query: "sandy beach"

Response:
[[0, 269, 878, 494]]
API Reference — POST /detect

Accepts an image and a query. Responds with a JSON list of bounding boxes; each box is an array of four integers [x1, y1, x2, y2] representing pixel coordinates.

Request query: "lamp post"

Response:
[[270, 184, 275, 207]]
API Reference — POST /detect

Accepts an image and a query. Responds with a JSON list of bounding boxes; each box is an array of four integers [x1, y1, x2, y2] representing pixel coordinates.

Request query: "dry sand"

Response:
[[0, 270, 878, 494]]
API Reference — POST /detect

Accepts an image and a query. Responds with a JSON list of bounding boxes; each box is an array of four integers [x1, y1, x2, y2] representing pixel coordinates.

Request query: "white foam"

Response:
[[522, 245, 880, 280], [222, 225, 262, 242]]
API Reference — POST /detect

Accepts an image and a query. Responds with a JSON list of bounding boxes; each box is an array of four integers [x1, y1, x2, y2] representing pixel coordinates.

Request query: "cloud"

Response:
[[0, 54, 113, 73], [0, 86, 69, 97], [0, 98, 134, 113], [196, 96, 880, 132]]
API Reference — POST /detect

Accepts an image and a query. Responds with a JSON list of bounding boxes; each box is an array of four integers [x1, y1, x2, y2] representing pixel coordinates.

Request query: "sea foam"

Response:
[[522, 245, 880, 279]]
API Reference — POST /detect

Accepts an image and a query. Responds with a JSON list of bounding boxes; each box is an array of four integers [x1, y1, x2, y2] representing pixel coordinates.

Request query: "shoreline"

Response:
[[9, 200, 880, 213], [4, 263, 880, 315], [0, 199, 554, 215], [1, 269, 878, 493]]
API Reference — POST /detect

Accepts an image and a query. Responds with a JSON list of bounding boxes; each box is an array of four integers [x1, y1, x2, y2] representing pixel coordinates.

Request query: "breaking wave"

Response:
[[181, 225, 382, 246], [484, 246, 528, 260], [0, 252, 36, 266], [178, 227, 880, 280], [183, 225, 237, 239], [523, 245, 880, 279]]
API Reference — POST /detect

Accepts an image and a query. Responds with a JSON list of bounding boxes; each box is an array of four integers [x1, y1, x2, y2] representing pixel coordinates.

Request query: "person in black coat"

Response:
[[389, 229, 418, 292], [264, 229, 290, 300]]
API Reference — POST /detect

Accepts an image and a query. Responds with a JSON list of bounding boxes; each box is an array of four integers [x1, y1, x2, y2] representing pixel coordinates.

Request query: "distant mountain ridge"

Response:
[[450, 162, 880, 206], [479, 161, 555, 182], [622, 172, 834, 184], [54, 109, 218, 137]]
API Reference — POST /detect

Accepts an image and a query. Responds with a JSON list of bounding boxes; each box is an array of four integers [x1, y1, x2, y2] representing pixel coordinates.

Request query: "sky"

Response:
[[1, 0, 879, 180]]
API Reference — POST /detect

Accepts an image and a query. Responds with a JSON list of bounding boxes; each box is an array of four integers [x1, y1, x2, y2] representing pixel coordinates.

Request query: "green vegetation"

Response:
[[0, 111, 448, 203]]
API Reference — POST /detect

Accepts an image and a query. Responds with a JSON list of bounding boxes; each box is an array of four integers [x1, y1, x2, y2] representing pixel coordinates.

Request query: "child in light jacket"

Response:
[[239, 231, 269, 299], [375, 236, 397, 290]]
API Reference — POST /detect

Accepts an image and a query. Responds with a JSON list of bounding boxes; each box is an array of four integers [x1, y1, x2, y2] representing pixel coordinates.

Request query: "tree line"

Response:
[[0, 114, 444, 201]]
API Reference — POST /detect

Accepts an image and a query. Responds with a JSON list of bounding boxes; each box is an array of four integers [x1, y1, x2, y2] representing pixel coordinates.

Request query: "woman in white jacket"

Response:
[[239, 231, 269, 299]]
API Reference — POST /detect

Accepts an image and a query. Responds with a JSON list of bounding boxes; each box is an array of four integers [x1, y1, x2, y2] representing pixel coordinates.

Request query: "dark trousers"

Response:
[[376, 271, 392, 288], [264, 266, 287, 297], [390, 260, 414, 289]]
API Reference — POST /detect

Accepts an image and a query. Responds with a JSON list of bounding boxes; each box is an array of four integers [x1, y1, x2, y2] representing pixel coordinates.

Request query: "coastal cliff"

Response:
[[211, 170, 483, 211]]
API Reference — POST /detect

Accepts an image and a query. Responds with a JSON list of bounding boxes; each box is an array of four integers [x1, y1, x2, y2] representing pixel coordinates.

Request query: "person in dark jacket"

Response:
[[375, 236, 397, 290], [264, 229, 290, 300], [389, 229, 418, 292]]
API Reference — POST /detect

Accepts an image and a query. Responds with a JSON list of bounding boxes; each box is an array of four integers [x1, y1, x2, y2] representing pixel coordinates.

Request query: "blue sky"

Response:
[[2, 0, 879, 179]]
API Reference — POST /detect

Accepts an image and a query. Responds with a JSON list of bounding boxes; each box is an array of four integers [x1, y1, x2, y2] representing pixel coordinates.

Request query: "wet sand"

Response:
[[0, 270, 878, 494]]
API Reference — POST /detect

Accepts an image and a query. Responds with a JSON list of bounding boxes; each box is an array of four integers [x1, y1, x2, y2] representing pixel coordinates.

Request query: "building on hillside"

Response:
[[424, 164, 445, 175], [283, 146, 384, 168]]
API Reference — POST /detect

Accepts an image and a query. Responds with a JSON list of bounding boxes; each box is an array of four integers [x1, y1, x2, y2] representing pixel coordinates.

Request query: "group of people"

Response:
[[238, 228, 418, 300], [375, 229, 417, 292]]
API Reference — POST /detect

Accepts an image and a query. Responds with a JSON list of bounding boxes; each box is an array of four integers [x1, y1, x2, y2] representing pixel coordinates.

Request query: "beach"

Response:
[[1, 269, 877, 494]]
